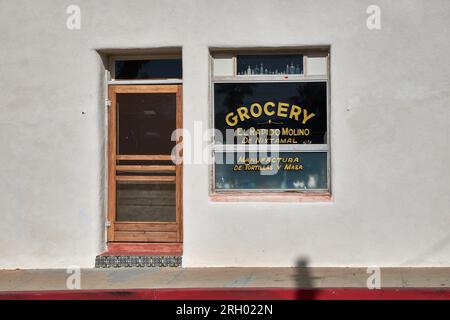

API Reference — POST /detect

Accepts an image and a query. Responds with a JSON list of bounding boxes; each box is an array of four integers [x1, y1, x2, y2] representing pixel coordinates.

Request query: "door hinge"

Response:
[[105, 220, 111, 227], [105, 99, 111, 107]]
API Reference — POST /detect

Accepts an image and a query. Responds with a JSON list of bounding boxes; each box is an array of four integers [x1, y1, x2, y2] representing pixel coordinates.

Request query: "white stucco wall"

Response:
[[0, 0, 449, 269]]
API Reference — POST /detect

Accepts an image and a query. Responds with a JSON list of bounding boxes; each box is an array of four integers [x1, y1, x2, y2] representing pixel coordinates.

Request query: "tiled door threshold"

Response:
[[95, 255, 181, 268], [95, 243, 182, 268]]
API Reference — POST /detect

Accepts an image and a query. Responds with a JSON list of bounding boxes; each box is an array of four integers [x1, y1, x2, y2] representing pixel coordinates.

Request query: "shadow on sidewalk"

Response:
[[295, 257, 319, 300]]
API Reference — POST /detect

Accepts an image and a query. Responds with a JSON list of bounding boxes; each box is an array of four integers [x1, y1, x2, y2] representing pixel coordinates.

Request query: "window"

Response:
[[211, 49, 330, 198], [236, 54, 303, 75], [110, 55, 182, 80]]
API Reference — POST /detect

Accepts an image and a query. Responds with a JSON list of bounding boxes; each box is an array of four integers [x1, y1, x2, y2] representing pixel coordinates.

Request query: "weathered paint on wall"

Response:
[[0, 0, 449, 268]]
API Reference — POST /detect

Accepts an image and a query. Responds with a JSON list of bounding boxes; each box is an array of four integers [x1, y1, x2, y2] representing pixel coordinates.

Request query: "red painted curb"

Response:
[[0, 288, 449, 300]]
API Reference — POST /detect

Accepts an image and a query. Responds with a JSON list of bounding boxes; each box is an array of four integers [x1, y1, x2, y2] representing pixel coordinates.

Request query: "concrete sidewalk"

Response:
[[0, 268, 449, 292]]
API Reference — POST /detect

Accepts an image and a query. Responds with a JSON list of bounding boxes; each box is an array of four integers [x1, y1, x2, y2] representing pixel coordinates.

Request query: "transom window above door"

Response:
[[109, 54, 182, 81]]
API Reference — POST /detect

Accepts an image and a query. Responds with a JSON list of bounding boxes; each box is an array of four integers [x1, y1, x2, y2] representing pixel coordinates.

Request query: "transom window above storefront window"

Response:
[[236, 54, 304, 75], [210, 49, 330, 199]]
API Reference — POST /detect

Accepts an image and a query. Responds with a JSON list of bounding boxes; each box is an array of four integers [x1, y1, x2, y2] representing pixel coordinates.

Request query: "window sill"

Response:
[[210, 191, 332, 203]]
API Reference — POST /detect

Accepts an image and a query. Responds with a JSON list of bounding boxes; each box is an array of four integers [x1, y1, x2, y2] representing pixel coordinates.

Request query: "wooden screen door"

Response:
[[107, 85, 182, 243]]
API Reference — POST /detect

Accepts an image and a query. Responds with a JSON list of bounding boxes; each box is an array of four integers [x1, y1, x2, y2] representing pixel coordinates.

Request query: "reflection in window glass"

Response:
[[115, 59, 182, 79], [116, 182, 176, 222], [237, 54, 303, 75], [215, 152, 327, 190]]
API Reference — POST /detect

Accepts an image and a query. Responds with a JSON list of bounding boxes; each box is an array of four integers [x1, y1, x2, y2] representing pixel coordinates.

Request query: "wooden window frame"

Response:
[[209, 48, 332, 202]]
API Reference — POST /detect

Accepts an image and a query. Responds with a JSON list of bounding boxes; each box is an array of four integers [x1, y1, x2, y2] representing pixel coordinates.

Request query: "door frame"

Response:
[[107, 84, 183, 243]]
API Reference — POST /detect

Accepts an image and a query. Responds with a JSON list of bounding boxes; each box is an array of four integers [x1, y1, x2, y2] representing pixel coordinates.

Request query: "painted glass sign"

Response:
[[215, 151, 327, 190], [236, 54, 303, 75], [214, 82, 327, 145], [213, 81, 328, 191]]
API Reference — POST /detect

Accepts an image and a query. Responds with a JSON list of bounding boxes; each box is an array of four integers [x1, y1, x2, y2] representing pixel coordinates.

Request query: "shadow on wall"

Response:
[[295, 257, 319, 300]]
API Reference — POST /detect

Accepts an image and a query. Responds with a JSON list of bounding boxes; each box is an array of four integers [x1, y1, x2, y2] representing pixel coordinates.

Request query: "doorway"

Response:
[[107, 85, 182, 244]]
